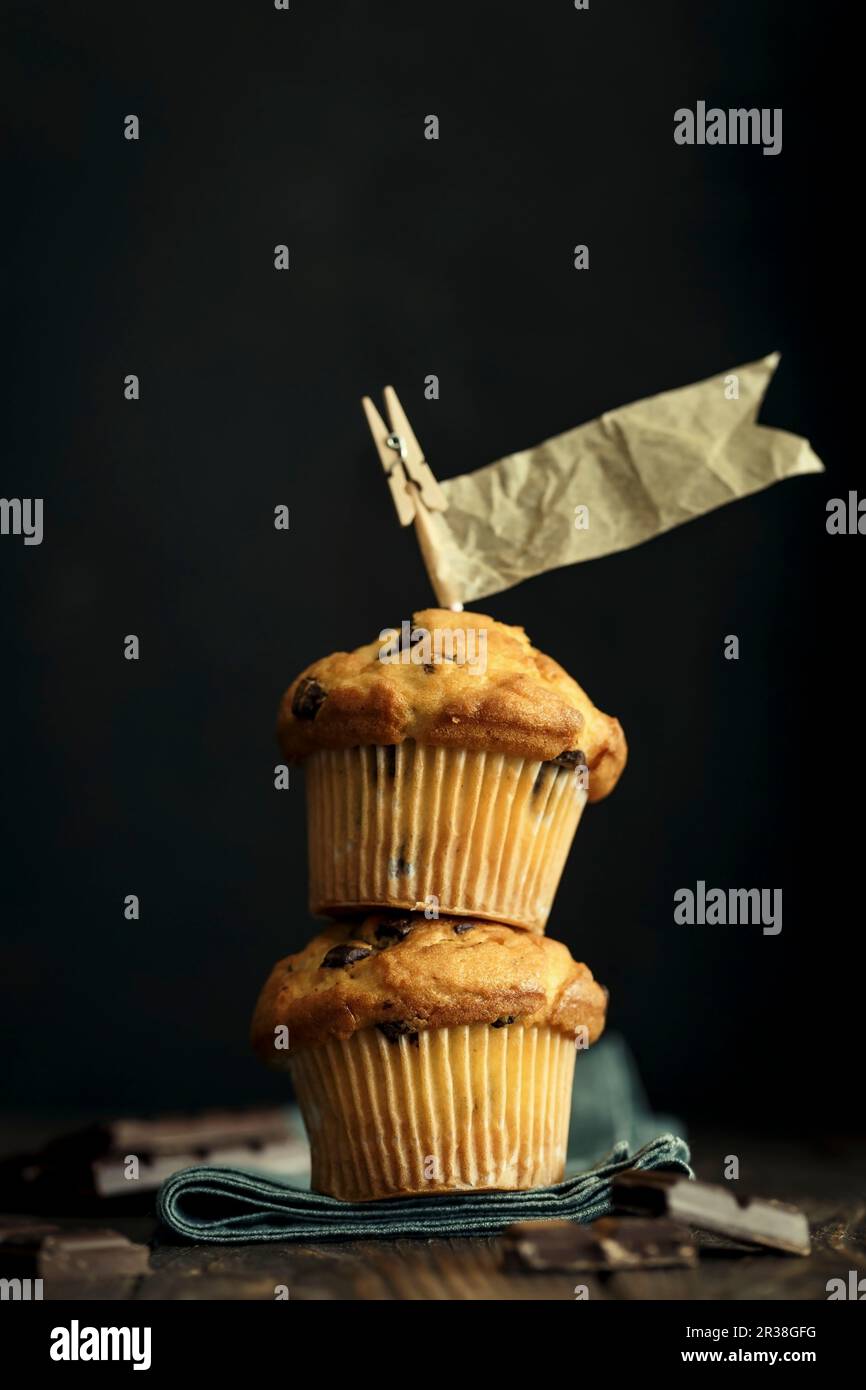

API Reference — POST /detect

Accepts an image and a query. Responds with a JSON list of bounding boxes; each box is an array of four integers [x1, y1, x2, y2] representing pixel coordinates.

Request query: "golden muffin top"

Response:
[[276, 608, 626, 802], [250, 913, 608, 1057]]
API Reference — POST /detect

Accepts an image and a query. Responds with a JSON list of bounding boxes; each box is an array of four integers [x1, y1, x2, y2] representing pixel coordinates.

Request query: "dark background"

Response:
[[1, 2, 855, 1130]]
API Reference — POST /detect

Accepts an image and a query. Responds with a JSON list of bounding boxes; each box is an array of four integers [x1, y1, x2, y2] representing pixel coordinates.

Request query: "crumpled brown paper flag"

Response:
[[419, 354, 824, 606]]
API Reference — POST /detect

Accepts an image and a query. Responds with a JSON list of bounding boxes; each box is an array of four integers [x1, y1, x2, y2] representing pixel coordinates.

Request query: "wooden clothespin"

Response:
[[362, 386, 448, 525], [362, 386, 462, 609]]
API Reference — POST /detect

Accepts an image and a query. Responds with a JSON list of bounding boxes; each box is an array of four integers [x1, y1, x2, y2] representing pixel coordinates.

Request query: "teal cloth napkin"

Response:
[[156, 1034, 691, 1243], [157, 1132, 691, 1242], [564, 1033, 684, 1171]]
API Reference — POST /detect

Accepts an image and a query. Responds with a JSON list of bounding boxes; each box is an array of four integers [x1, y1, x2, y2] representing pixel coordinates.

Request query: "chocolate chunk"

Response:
[[90, 1130, 306, 1198], [491, 1016, 516, 1028], [502, 1217, 696, 1272], [0, 1109, 306, 1203], [291, 676, 327, 720], [452, 921, 477, 934], [0, 1227, 151, 1279], [321, 944, 372, 969], [375, 917, 414, 943], [388, 851, 412, 876], [48, 1109, 296, 1159], [376, 1021, 419, 1045], [551, 749, 587, 770], [612, 1171, 811, 1256]]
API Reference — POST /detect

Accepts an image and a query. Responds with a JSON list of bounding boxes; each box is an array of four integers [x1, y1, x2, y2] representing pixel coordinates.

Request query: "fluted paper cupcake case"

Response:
[[305, 742, 587, 933], [290, 1024, 578, 1202]]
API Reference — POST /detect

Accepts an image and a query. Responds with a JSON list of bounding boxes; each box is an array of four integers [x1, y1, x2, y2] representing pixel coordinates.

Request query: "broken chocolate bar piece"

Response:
[[502, 1217, 696, 1272], [3, 1107, 308, 1204], [0, 1227, 150, 1279], [44, 1107, 295, 1159], [89, 1140, 308, 1197], [135, 1110, 286, 1156], [612, 1171, 811, 1256]]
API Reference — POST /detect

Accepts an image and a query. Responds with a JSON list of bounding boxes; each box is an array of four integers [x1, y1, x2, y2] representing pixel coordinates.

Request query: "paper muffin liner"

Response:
[[305, 742, 587, 933], [290, 1023, 577, 1202]]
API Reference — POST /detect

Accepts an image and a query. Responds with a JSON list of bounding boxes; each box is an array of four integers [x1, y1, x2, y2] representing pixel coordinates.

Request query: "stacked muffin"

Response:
[[251, 609, 627, 1201]]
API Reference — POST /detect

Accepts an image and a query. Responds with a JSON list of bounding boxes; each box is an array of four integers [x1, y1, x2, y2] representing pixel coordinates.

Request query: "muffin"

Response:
[[277, 609, 626, 932], [251, 913, 608, 1201]]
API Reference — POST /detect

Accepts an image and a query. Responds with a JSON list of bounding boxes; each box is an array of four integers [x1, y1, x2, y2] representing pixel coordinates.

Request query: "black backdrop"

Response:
[[1, 2, 855, 1130]]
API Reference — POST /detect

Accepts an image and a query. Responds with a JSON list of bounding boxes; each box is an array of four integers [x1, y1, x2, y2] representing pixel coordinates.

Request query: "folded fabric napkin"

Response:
[[157, 1132, 692, 1243], [564, 1032, 684, 1170]]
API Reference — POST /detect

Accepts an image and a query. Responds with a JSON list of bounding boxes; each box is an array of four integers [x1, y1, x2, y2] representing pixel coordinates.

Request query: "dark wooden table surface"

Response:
[[2, 1122, 864, 1301]]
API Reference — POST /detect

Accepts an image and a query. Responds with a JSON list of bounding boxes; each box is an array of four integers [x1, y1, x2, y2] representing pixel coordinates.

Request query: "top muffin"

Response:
[[277, 608, 626, 801]]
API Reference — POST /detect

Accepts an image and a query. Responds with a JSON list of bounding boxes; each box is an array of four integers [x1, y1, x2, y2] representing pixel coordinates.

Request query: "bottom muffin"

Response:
[[250, 913, 608, 1201]]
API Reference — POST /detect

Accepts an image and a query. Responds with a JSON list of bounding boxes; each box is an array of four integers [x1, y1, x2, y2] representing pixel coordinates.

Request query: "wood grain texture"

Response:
[[2, 1128, 864, 1301]]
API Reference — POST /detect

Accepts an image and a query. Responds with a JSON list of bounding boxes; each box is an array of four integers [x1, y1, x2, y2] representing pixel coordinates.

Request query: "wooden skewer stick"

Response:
[[411, 500, 463, 611]]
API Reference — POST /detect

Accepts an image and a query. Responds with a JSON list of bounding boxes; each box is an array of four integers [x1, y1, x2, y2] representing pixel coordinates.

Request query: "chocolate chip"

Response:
[[388, 851, 413, 877], [453, 921, 477, 934], [491, 1016, 516, 1028], [320, 944, 372, 969], [377, 1020, 419, 1045], [375, 917, 414, 943], [422, 663, 436, 674], [551, 749, 587, 770], [292, 676, 327, 720]]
